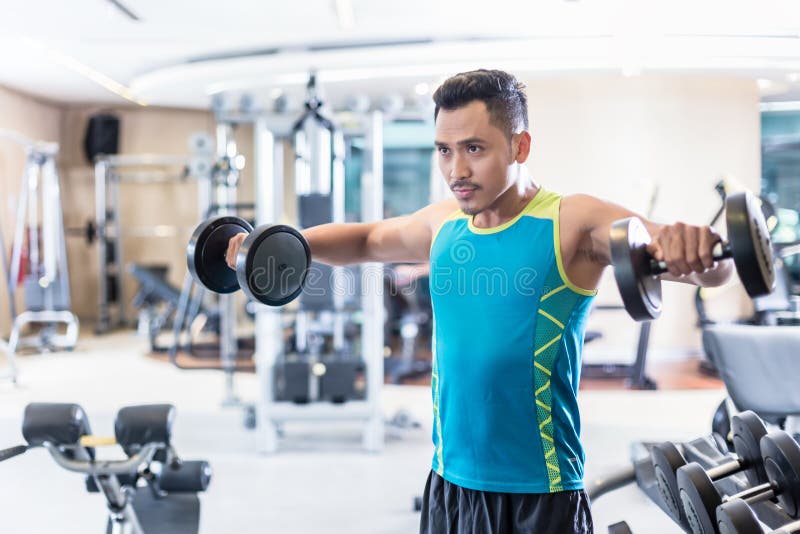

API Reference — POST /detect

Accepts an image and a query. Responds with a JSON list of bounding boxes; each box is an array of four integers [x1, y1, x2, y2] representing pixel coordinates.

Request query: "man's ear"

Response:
[[513, 131, 532, 163]]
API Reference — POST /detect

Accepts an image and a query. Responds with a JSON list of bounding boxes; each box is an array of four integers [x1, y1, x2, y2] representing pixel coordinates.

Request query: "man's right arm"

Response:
[[225, 200, 457, 269], [303, 200, 457, 266]]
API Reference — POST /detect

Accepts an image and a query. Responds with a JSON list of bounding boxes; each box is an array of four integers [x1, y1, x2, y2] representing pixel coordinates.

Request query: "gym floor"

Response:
[[0, 332, 725, 533]]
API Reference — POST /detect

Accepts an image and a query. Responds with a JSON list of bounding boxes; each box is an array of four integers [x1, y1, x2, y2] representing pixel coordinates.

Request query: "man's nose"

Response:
[[450, 153, 470, 180]]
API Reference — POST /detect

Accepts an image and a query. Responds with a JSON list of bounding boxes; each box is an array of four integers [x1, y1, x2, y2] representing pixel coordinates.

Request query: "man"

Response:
[[227, 69, 732, 533]]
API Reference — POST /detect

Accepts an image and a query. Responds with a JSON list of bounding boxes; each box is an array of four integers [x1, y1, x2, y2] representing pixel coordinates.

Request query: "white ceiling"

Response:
[[2, 0, 800, 111]]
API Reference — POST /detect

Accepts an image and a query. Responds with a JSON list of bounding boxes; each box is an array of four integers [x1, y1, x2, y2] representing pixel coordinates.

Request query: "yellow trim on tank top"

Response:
[[526, 189, 598, 297], [466, 187, 548, 235], [429, 208, 468, 253]]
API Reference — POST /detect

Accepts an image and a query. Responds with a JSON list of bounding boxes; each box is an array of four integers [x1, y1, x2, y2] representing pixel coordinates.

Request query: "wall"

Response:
[[523, 75, 760, 358], [0, 86, 63, 336]]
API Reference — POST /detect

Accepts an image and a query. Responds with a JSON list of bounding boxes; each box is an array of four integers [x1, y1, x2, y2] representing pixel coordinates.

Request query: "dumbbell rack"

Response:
[[633, 437, 793, 532]]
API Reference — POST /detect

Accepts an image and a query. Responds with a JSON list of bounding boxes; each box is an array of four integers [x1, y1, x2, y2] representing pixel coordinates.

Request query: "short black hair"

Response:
[[433, 69, 528, 139]]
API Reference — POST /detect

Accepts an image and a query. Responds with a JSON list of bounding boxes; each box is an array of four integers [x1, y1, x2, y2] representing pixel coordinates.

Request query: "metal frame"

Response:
[[213, 123, 242, 405], [167, 124, 255, 406], [94, 152, 211, 334], [581, 306, 657, 390], [2, 130, 79, 366], [248, 111, 385, 453], [42, 441, 161, 534]]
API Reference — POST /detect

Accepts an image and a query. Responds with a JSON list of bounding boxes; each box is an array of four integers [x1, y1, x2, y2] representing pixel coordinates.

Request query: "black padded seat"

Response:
[[114, 404, 175, 455]]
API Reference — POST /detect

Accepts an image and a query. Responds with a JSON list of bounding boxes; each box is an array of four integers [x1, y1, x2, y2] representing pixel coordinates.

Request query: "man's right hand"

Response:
[[226, 233, 248, 269]]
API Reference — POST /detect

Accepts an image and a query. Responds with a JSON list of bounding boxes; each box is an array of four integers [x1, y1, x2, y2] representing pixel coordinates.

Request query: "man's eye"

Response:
[[438, 147, 450, 155], [467, 145, 481, 153]]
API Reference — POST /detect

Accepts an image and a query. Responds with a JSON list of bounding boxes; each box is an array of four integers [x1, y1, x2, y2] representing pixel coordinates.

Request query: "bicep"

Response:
[[365, 213, 433, 263]]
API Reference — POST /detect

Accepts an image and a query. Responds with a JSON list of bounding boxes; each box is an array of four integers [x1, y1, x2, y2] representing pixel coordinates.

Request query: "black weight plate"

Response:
[[716, 499, 762, 534], [652, 442, 688, 522], [761, 431, 800, 518], [678, 462, 723, 534], [731, 411, 769, 487], [725, 192, 776, 298], [187, 217, 253, 294], [236, 224, 311, 306], [610, 217, 662, 321]]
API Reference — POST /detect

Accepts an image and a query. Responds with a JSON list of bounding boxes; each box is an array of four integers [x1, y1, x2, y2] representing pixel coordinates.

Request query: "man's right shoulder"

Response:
[[416, 199, 461, 232]]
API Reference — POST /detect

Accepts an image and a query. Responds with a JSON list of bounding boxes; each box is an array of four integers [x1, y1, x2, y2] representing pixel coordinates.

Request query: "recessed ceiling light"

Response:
[[787, 73, 800, 83], [23, 37, 146, 106], [414, 83, 429, 96]]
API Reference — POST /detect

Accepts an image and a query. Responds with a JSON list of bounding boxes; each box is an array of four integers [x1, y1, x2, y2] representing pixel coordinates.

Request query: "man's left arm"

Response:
[[572, 194, 734, 288]]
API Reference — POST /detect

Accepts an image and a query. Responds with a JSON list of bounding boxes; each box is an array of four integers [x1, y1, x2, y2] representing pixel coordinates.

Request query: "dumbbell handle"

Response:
[[648, 241, 729, 275], [707, 457, 746, 480], [721, 482, 774, 506]]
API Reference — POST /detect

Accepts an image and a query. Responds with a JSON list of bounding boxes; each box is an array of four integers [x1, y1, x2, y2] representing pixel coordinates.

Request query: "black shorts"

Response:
[[419, 470, 594, 534]]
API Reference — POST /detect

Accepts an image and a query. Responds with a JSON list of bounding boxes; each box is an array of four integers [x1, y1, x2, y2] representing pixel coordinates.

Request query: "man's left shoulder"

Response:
[[559, 194, 605, 228]]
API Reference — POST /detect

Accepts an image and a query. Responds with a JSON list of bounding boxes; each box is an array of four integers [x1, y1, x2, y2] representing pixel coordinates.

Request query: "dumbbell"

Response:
[[717, 498, 800, 534], [678, 430, 800, 534], [652, 411, 768, 527], [610, 191, 775, 321], [186, 216, 311, 306]]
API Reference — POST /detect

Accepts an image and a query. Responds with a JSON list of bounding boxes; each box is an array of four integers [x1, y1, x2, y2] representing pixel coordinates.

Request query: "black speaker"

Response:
[[83, 113, 120, 163]]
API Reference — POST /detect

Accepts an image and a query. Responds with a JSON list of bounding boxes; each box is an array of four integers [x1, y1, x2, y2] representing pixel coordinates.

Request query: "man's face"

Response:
[[434, 100, 525, 215]]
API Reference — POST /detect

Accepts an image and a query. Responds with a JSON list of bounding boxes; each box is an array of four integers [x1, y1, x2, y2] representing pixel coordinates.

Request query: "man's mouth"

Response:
[[453, 186, 477, 199]]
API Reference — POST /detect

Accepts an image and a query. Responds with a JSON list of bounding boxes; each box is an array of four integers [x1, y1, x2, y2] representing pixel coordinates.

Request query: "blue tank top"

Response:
[[428, 188, 597, 494]]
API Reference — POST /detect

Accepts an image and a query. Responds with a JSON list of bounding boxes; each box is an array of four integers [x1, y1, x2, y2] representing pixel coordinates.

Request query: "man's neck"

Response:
[[472, 182, 540, 228]]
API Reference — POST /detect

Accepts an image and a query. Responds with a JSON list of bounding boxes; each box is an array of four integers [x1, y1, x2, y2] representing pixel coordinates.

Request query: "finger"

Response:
[[226, 238, 236, 269], [697, 227, 717, 270], [684, 227, 704, 273], [667, 225, 690, 276], [646, 242, 664, 262]]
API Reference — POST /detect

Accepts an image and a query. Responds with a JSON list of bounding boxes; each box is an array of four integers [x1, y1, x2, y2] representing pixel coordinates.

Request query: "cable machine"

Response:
[[172, 79, 385, 452], [1, 129, 78, 362]]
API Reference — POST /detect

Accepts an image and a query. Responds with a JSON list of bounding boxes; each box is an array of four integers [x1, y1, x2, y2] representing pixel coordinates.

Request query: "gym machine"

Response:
[[88, 136, 214, 334], [260, 86, 384, 453], [581, 303, 657, 390], [171, 121, 258, 406], [1, 129, 78, 361], [182, 79, 385, 452], [582, 188, 662, 389], [0, 403, 211, 534], [279, 74, 368, 407]]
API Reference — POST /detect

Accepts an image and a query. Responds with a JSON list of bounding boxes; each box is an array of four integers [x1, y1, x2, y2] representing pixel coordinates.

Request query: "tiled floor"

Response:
[[0, 331, 726, 533]]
